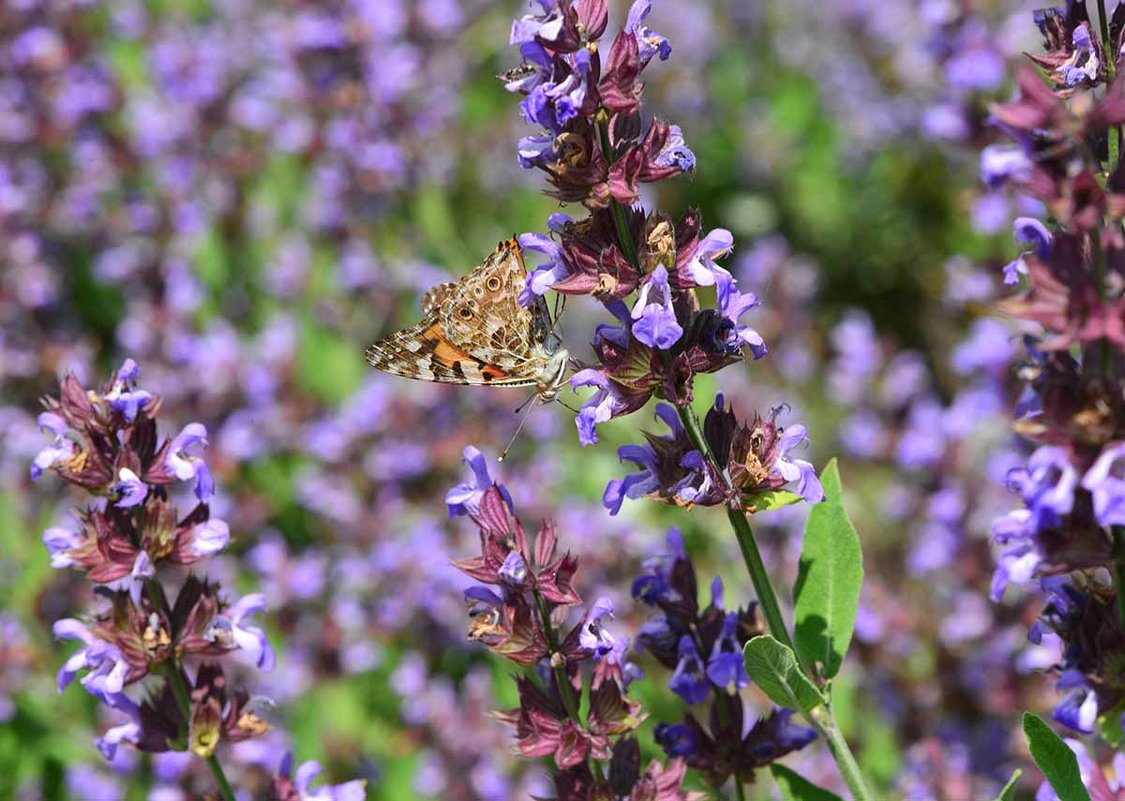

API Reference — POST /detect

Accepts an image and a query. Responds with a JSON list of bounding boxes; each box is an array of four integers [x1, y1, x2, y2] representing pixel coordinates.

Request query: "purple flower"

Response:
[[1058, 23, 1099, 87], [593, 299, 633, 348], [651, 124, 695, 171], [1052, 671, 1098, 733], [96, 710, 142, 761], [989, 536, 1042, 601], [113, 468, 147, 508], [578, 597, 625, 663], [653, 722, 698, 757], [53, 619, 129, 703], [205, 594, 275, 671], [980, 144, 1032, 190], [668, 635, 710, 704], [518, 229, 570, 306], [683, 228, 734, 287], [104, 359, 152, 422], [772, 424, 824, 503], [499, 551, 528, 586], [445, 446, 513, 517], [705, 613, 749, 693], [630, 265, 683, 349], [166, 423, 215, 501], [30, 412, 75, 480], [715, 272, 766, 359], [625, 0, 672, 66], [571, 369, 632, 447], [603, 442, 661, 514], [631, 527, 686, 604], [1002, 217, 1051, 285], [1081, 443, 1125, 528], [43, 525, 82, 569], [510, 1, 564, 46], [190, 518, 230, 558], [279, 753, 366, 801], [668, 450, 711, 505], [767, 708, 819, 753], [1009, 446, 1077, 530]]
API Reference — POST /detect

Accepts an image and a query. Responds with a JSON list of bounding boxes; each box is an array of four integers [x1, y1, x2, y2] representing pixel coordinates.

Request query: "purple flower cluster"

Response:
[[447, 449, 703, 801], [978, 1, 1125, 756], [30, 361, 361, 799], [636, 530, 817, 786], [502, 0, 770, 451]]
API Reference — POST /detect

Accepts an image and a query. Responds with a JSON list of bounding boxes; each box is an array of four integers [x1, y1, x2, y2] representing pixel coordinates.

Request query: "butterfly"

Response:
[[365, 238, 570, 403]]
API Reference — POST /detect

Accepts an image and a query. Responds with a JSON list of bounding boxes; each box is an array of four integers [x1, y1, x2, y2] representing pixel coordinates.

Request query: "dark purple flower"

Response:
[[1052, 670, 1097, 733], [653, 722, 698, 757], [705, 613, 748, 693], [668, 636, 710, 705], [603, 441, 662, 514]]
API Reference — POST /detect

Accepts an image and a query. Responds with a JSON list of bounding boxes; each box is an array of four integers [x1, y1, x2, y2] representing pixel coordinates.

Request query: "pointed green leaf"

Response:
[[793, 458, 863, 678], [771, 764, 845, 801], [743, 635, 824, 715], [1022, 713, 1090, 801], [992, 769, 1022, 801]]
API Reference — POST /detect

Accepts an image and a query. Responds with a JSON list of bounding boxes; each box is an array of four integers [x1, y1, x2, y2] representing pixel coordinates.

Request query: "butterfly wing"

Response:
[[439, 239, 552, 373], [364, 315, 524, 385], [365, 239, 553, 388]]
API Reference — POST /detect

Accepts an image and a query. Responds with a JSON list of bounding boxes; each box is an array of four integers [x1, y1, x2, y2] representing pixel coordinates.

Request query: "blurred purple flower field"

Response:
[[5, 1, 1125, 800]]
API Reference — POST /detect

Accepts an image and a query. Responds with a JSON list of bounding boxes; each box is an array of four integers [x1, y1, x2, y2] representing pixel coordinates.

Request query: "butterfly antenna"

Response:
[[554, 396, 580, 414], [499, 397, 537, 462]]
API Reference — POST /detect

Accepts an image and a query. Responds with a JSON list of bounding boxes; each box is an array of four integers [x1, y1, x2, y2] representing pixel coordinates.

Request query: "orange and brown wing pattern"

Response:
[[365, 238, 551, 388], [364, 317, 529, 386]]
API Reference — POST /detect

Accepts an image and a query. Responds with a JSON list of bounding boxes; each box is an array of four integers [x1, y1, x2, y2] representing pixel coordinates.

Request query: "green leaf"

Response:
[[1023, 712, 1091, 801], [744, 489, 802, 512], [793, 458, 863, 678], [743, 636, 824, 715], [771, 764, 845, 801], [993, 769, 1022, 801]]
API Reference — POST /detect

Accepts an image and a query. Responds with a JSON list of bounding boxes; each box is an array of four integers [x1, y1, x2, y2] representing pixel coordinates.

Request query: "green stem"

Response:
[[810, 708, 871, 801], [146, 581, 238, 801], [733, 776, 747, 801], [1098, 0, 1115, 83], [533, 590, 582, 723], [674, 404, 873, 801], [1113, 527, 1125, 627]]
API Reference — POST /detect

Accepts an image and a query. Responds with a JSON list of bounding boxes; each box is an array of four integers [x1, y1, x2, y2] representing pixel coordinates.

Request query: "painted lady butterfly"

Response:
[[365, 238, 570, 402]]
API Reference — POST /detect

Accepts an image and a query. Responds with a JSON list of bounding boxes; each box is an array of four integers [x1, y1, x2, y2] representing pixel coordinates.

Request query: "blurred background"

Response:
[[0, 0, 1063, 798]]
